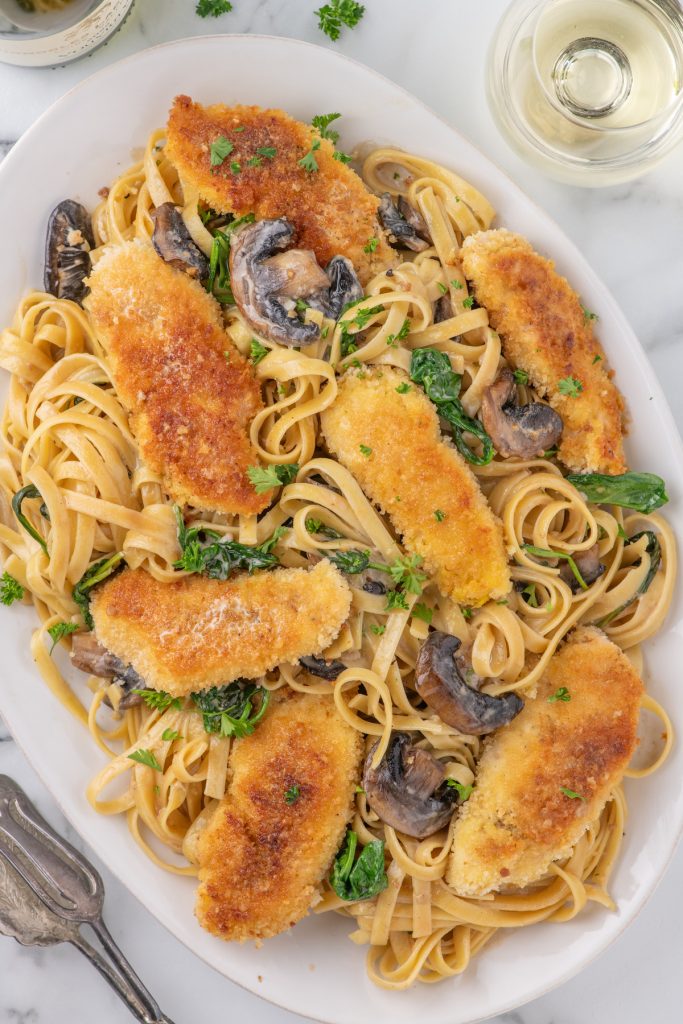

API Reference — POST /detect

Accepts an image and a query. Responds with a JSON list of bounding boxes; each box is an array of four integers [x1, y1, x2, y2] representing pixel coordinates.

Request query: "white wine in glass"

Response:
[[487, 0, 683, 185]]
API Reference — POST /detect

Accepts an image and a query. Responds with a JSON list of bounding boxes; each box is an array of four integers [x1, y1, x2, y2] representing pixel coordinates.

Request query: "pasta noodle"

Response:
[[0, 128, 675, 989]]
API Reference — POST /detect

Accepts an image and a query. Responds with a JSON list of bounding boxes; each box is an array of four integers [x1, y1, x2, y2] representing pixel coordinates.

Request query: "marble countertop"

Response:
[[1, 1, 682, 1022]]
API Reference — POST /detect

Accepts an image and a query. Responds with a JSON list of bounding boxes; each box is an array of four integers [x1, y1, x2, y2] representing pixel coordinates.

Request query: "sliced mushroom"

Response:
[[70, 632, 144, 709], [434, 295, 453, 323], [314, 255, 363, 320], [151, 203, 209, 280], [379, 193, 430, 253], [44, 200, 95, 304], [362, 579, 387, 595], [363, 733, 457, 839], [415, 631, 523, 735], [559, 543, 605, 592], [230, 218, 321, 347], [481, 368, 564, 459], [298, 655, 347, 680]]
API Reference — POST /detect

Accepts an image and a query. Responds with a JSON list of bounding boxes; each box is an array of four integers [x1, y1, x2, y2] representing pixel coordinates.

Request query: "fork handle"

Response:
[[70, 930, 177, 1024]]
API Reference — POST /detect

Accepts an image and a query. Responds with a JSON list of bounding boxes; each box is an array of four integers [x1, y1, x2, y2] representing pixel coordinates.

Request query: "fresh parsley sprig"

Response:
[[128, 749, 163, 772], [196, 0, 233, 16], [299, 136, 321, 173], [0, 572, 24, 606], [316, 0, 365, 41], [247, 463, 299, 494], [132, 689, 182, 713], [47, 621, 78, 654], [191, 681, 270, 738]]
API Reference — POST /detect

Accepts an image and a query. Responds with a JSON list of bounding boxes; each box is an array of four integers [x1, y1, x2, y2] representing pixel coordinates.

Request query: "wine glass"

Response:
[[487, 0, 683, 185]]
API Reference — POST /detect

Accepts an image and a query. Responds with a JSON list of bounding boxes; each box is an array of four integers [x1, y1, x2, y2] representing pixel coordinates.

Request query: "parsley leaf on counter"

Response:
[[196, 0, 233, 16], [316, 0, 365, 41]]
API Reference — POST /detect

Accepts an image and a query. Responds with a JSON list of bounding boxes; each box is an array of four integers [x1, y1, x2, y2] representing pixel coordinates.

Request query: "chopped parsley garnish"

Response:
[[305, 518, 342, 539], [521, 583, 539, 607], [257, 146, 277, 159], [247, 156, 262, 168], [132, 689, 182, 712], [233, 125, 245, 133], [284, 784, 301, 805], [461, 606, 473, 620], [205, 212, 256, 305], [128, 749, 162, 772], [295, 298, 308, 313], [437, 282, 448, 295], [312, 112, 342, 143], [451, 280, 463, 290], [174, 506, 281, 579], [209, 135, 234, 168], [359, 444, 372, 457], [386, 317, 410, 348], [247, 464, 299, 493], [192, 681, 270, 738], [385, 589, 409, 611], [559, 786, 586, 801], [162, 728, 182, 742], [522, 544, 588, 591], [462, 296, 475, 309], [230, 160, 241, 175], [329, 829, 387, 902], [412, 602, 433, 624], [339, 301, 385, 359], [370, 624, 386, 636], [582, 306, 599, 323], [299, 137, 321, 173], [196, 0, 233, 16], [446, 779, 474, 801], [396, 382, 411, 394], [316, 0, 366, 42], [592, 353, 602, 364], [616, 524, 628, 540], [333, 150, 352, 164], [558, 376, 583, 397], [250, 339, 269, 364], [513, 369, 529, 385], [364, 236, 379, 254], [434, 509, 446, 522], [47, 621, 78, 653], [548, 687, 571, 703], [410, 349, 494, 466], [0, 572, 24, 606], [73, 553, 125, 629]]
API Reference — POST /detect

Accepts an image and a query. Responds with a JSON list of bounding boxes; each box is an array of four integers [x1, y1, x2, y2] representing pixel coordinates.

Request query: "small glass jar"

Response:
[[0, 0, 134, 67]]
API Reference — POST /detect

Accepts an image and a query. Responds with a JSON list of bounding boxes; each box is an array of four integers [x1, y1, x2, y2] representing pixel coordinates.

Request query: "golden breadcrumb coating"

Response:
[[320, 367, 510, 606], [447, 627, 643, 897], [84, 241, 267, 516], [166, 96, 396, 285], [195, 690, 362, 941], [90, 563, 351, 696], [461, 229, 627, 475]]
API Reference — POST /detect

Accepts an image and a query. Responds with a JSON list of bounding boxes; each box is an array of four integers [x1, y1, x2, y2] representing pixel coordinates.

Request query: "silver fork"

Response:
[[0, 774, 176, 1023]]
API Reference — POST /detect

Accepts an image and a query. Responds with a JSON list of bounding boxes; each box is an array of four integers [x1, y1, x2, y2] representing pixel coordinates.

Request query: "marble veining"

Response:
[[0, 1, 682, 1022]]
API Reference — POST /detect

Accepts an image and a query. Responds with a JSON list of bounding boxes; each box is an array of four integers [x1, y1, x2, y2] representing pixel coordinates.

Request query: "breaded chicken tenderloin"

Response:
[[321, 367, 510, 606], [166, 97, 396, 286], [461, 229, 626, 475], [192, 690, 362, 941], [88, 562, 351, 696], [447, 627, 643, 897], [85, 242, 268, 516]]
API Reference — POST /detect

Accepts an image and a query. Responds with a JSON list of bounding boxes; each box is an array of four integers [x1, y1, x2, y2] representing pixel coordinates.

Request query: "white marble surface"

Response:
[[0, 1, 682, 1021]]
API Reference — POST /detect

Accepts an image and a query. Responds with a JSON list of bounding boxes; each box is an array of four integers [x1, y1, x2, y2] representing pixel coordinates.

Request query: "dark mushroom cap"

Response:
[[70, 633, 144, 710], [363, 733, 457, 838], [415, 631, 523, 735], [230, 218, 321, 347], [559, 543, 605, 592], [151, 203, 209, 280], [44, 200, 95, 305], [378, 193, 431, 253], [312, 255, 363, 320], [481, 368, 563, 459], [298, 655, 347, 680]]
